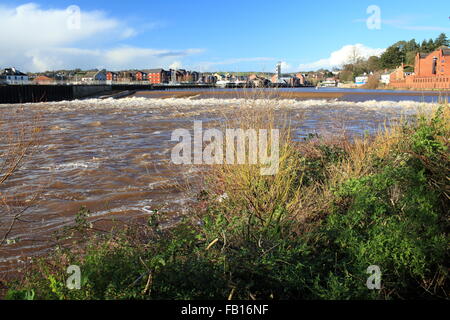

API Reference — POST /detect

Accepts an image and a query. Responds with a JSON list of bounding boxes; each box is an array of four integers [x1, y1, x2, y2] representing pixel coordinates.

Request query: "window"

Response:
[[432, 57, 438, 75]]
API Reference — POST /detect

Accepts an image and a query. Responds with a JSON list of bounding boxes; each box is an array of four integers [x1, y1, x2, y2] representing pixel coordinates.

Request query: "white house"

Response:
[[81, 70, 107, 83], [381, 74, 391, 85], [355, 76, 369, 86], [0, 68, 29, 84], [321, 79, 338, 87]]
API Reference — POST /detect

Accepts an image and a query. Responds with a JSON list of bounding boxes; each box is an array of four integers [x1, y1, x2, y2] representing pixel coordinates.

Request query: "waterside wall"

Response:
[[0, 85, 111, 104]]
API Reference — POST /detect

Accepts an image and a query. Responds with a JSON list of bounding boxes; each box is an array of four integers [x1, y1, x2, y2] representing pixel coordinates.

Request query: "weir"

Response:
[[0, 84, 216, 104], [0, 84, 110, 104]]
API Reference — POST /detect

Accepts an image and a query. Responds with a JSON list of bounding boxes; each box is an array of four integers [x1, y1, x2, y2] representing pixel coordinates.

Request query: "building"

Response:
[[296, 73, 306, 86], [93, 70, 107, 82], [276, 62, 282, 79], [187, 71, 200, 83], [80, 71, 96, 83], [117, 71, 135, 83], [271, 74, 280, 84], [355, 75, 369, 86], [134, 71, 148, 82], [0, 68, 29, 84], [79, 70, 107, 83], [176, 69, 188, 82], [414, 47, 450, 77], [248, 74, 270, 88], [106, 71, 118, 82], [33, 75, 54, 84], [321, 78, 338, 87], [147, 69, 170, 84], [199, 74, 216, 84], [380, 74, 391, 85], [390, 46, 450, 89], [213, 73, 225, 81]]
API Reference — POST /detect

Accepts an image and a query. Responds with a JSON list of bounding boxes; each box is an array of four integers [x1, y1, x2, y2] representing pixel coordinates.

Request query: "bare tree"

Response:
[[348, 46, 362, 65], [0, 107, 42, 247]]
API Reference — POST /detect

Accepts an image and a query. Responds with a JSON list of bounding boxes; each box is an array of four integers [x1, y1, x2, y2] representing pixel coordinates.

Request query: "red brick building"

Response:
[[117, 71, 135, 82], [184, 71, 200, 83], [176, 69, 188, 82], [296, 73, 306, 86], [147, 69, 170, 84], [390, 46, 450, 89], [33, 75, 54, 84], [134, 71, 148, 81], [106, 71, 118, 82]]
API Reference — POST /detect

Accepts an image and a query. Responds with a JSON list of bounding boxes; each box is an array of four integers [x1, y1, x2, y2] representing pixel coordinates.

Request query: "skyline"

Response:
[[1, 0, 450, 72]]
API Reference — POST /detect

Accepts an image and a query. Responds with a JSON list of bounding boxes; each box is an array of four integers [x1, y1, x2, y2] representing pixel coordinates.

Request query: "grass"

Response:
[[4, 102, 449, 300]]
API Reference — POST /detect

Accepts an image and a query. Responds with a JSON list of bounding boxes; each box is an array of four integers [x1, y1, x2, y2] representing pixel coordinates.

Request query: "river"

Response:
[[0, 88, 441, 274]]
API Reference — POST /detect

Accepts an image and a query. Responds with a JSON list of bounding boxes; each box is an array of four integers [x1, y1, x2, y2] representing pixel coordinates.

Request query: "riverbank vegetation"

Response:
[[5, 104, 449, 300]]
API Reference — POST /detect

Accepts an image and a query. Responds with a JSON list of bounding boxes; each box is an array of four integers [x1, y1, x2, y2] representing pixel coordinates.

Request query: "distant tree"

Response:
[[420, 39, 436, 52], [338, 70, 354, 82], [427, 39, 435, 51], [362, 74, 381, 89], [405, 51, 417, 66], [344, 46, 363, 67], [405, 39, 419, 52], [404, 65, 414, 73], [420, 40, 428, 52], [380, 45, 405, 69], [434, 33, 449, 48], [332, 67, 340, 72], [366, 56, 381, 72]]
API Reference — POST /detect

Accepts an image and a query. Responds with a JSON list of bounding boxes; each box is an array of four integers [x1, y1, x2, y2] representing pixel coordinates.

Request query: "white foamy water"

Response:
[[0, 96, 437, 113], [45, 161, 100, 172]]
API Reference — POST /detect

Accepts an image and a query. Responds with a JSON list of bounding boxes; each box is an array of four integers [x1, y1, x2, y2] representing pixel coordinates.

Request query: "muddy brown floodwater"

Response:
[[0, 92, 437, 275]]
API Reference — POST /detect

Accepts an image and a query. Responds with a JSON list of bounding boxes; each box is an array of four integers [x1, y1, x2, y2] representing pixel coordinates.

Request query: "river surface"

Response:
[[0, 88, 440, 274]]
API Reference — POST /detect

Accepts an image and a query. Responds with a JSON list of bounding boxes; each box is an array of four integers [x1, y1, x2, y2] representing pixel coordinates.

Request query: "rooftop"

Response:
[[418, 46, 450, 58], [1, 68, 27, 76], [146, 68, 166, 73]]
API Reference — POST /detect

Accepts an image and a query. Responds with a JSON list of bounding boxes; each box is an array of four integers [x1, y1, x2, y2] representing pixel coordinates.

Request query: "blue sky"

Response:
[[1, 0, 450, 72]]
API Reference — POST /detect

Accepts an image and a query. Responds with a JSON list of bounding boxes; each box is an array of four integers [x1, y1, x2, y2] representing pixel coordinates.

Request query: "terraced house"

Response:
[[134, 71, 148, 81], [147, 69, 171, 84]]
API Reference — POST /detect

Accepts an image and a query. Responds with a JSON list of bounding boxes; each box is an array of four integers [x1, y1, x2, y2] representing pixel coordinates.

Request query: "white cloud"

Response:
[[298, 44, 386, 71], [104, 47, 202, 67], [195, 57, 275, 72], [169, 61, 183, 69], [279, 61, 293, 73], [21, 47, 204, 71], [0, 3, 203, 71]]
